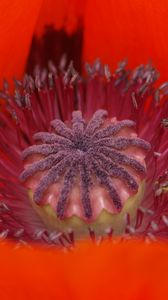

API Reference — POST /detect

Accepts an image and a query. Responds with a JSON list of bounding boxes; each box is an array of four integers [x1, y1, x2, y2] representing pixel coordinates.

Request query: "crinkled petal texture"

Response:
[[0, 240, 168, 300], [83, 0, 168, 81]]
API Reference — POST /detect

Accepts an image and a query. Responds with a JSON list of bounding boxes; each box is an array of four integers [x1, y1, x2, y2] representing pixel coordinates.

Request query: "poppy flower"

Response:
[[0, 0, 168, 299]]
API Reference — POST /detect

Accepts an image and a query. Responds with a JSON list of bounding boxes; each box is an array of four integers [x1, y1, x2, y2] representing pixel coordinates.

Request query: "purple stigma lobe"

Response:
[[20, 110, 150, 219]]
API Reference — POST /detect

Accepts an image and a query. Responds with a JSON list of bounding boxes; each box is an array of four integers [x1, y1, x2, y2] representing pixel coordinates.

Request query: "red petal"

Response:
[[0, 0, 42, 84], [1, 240, 168, 299], [35, 0, 86, 36], [83, 0, 168, 81]]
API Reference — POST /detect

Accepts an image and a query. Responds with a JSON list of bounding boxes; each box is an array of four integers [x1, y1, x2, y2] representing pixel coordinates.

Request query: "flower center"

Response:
[[72, 135, 90, 152], [20, 109, 150, 235]]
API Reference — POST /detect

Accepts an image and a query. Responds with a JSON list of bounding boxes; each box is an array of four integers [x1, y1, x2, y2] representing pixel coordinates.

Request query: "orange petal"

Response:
[[1, 240, 168, 299], [0, 0, 42, 84], [0, 242, 72, 300], [83, 0, 168, 81], [35, 0, 86, 36]]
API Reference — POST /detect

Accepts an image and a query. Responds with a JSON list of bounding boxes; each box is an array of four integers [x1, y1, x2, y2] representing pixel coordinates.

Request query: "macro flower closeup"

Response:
[[0, 0, 168, 299]]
